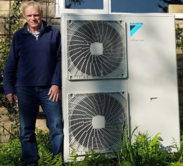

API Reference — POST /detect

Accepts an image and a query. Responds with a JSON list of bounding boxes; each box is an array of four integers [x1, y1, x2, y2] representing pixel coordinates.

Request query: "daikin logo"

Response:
[[130, 23, 143, 37]]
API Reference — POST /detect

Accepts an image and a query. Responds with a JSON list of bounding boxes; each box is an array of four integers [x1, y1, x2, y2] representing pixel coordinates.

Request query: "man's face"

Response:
[[24, 5, 42, 31]]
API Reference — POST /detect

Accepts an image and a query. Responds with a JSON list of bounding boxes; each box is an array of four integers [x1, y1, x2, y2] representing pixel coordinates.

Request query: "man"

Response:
[[3, 1, 63, 165]]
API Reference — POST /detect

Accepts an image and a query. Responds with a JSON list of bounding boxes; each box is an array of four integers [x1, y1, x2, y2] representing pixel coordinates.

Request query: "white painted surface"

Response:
[[61, 14, 180, 162]]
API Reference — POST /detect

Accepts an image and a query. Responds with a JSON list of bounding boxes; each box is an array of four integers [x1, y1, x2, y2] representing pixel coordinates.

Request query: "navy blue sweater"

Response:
[[3, 21, 61, 95]]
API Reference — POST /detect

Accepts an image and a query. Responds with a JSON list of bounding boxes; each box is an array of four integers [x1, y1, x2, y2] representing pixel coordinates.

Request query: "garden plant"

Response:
[[1, 122, 183, 166]]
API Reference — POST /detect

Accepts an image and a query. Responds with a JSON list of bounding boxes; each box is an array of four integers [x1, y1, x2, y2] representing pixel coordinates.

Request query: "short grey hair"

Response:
[[21, 1, 43, 17]]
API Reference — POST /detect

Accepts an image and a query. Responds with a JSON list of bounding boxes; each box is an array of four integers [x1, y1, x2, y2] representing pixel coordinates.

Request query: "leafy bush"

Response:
[[176, 24, 183, 52], [0, 138, 23, 166], [0, 129, 64, 166], [132, 133, 168, 165], [116, 125, 183, 166], [0, 0, 22, 126], [0, 40, 9, 81], [1, 126, 183, 166], [68, 148, 114, 166]]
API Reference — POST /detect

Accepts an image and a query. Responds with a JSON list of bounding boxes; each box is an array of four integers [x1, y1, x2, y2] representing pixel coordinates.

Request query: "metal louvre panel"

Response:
[[67, 20, 127, 80], [68, 92, 128, 154]]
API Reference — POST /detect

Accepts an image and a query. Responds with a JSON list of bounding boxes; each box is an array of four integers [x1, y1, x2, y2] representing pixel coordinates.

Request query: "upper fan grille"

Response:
[[68, 92, 128, 154], [67, 20, 127, 80]]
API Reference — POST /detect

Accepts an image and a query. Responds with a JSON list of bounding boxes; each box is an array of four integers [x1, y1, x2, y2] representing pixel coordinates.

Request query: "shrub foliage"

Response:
[[0, 125, 183, 166]]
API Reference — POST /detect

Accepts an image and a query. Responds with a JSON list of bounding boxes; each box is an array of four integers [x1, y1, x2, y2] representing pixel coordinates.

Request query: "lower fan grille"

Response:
[[68, 92, 128, 154]]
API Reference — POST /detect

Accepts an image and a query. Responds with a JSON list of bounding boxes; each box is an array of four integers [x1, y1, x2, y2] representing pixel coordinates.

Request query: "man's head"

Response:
[[21, 1, 43, 32]]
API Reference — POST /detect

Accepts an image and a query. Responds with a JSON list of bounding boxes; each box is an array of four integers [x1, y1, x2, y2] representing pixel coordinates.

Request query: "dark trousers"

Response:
[[17, 86, 63, 165]]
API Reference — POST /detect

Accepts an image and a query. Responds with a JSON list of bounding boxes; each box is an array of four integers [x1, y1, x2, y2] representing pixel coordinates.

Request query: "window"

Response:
[[65, 0, 103, 9], [111, 0, 165, 13], [55, 0, 109, 15]]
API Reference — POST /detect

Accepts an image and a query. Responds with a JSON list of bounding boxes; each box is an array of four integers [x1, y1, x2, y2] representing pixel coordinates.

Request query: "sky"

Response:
[[65, 0, 168, 13]]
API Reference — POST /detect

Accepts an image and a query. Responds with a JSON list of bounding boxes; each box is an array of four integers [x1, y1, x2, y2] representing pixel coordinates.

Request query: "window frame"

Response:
[[55, 0, 109, 17], [55, 0, 183, 19]]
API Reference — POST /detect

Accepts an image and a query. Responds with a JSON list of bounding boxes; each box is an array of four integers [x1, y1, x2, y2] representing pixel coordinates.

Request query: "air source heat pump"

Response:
[[68, 92, 128, 154], [61, 14, 180, 162], [67, 20, 127, 80]]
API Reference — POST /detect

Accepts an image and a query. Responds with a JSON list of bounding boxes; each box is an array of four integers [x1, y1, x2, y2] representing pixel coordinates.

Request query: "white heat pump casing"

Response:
[[61, 14, 180, 162]]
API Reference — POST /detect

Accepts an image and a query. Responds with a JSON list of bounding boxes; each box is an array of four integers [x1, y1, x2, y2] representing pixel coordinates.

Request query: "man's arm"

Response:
[[51, 29, 61, 87], [3, 33, 18, 97], [49, 28, 61, 102]]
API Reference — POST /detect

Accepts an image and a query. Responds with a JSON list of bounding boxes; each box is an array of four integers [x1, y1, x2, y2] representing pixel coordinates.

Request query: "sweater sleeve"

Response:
[[3, 33, 19, 95], [51, 30, 62, 88]]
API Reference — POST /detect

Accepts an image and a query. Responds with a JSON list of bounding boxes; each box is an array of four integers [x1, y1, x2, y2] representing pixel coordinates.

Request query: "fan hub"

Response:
[[92, 115, 105, 129], [90, 42, 103, 56]]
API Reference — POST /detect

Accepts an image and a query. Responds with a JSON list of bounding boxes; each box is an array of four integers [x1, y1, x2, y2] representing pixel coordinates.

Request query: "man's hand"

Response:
[[48, 85, 60, 102], [6, 93, 16, 104]]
